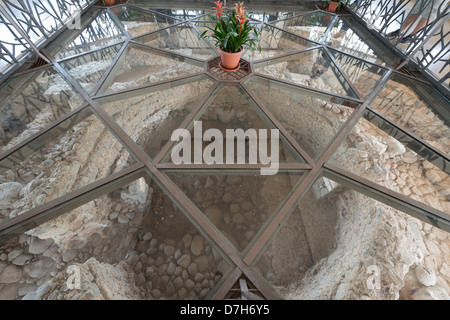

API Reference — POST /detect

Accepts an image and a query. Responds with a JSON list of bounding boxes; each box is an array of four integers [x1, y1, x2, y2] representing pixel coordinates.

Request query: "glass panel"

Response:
[[330, 48, 388, 97], [97, 43, 204, 94], [0, 107, 136, 224], [60, 44, 123, 95], [95, 75, 216, 159], [254, 48, 357, 98], [370, 73, 450, 155], [0, 11, 29, 74], [166, 171, 304, 253], [270, 11, 336, 42], [45, 10, 127, 60], [246, 5, 317, 23], [325, 17, 391, 66], [160, 83, 305, 165], [129, 1, 209, 20], [148, 8, 208, 20], [135, 22, 216, 60], [113, 6, 180, 37], [244, 76, 357, 160], [252, 174, 450, 300], [242, 24, 316, 62], [329, 109, 450, 214], [0, 172, 232, 300], [0, 66, 85, 153]]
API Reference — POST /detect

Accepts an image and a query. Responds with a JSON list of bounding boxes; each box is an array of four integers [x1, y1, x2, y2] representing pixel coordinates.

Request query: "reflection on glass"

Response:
[[114, 6, 180, 37], [149, 8, 207, 20], [135, 23, 216, 60], [0, 12, 29, 74], [325, 18, 388, 66], [0, 66, 85, 153], [330, 110, 450, 214], [61, 44, 123, 94], [161, 83, 305, 165], [242, 24, 315, 62], [245, 76, 356, 160], [254, 48, 357, 98], [270, 11, 336, 42], [0, 107, 135, 224], [167, 171, 303, 253], [0, 172, 232, 300], [369, 73, 450, 155], [98, 44, 204, 93], [95, 75, 215, 159], [253, 173, 450, 300], [247, 5, 317, 23], [330, 48, 388, 97], [46, 10, 127, 60]]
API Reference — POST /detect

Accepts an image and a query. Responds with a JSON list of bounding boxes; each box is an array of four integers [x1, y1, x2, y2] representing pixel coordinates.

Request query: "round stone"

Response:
[[232, 213, 245, 224], [204, 206, 222, 226], [143, 232, 152, 241], [222, 192, 233, 203], [185, 279, 195, 291], [190, 235, 204, 256], [188, 263, 198, 276], [415, 265, 437, 286], [177, 254, 191, 268]]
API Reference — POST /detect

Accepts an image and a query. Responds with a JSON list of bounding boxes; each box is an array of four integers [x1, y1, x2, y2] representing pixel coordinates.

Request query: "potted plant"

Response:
[[201, 1, 260, 71], [323, 0, 348, 13], [101, 0, 117, 6]]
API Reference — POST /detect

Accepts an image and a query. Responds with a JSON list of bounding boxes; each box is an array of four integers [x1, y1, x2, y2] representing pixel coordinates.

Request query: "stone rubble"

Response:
[[0, 28, 448, 300]]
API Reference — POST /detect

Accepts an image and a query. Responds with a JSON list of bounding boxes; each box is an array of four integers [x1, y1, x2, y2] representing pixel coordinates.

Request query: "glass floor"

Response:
[[0, 1, 449, 300]]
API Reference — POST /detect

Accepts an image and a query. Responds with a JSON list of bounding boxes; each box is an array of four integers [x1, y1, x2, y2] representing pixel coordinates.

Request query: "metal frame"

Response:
[[0, 1, 449, 301]]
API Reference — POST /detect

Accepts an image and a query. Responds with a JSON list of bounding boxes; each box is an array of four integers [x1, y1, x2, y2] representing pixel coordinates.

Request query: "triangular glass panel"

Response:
[[329, 48, 388, 97], [244, 76, 358, 160], [270, 11, 336, 42], [45, 9, 127, 60], [148, 8, 209, 20], [113, 6, 180, 37], [253, 48, 358, 98], [0, 107, 137, 225], [60, 44, 123, 95], [224, 275, 265, 299], [369, 73, 450, 156], [329, 109, 450, 214], [252, 173, 448, 299], [160, 83, 306, 165], [94, 74, 216, 160], [242, 24, 316, 62], [0, 171, 233, 300], [97, 43, 204, 94], [165, 170, 304, 253], [0, 65, 85, 153], [135, 22, 217, 60], [324, 17, 398, 67], [246, 5, 317, 23]]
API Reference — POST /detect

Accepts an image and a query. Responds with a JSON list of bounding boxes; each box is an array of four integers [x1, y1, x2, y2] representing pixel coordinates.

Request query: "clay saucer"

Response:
[[219, 61, 240, 72]]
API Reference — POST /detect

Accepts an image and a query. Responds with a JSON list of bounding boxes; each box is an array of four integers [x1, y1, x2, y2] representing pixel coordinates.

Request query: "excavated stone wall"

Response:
[[0, 48, 448, 300]]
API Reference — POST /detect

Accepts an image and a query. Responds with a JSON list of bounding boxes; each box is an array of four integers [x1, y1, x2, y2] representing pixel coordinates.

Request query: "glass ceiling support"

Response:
[[348, 0, 450, 94], [0, 1, 449, 301], [0, 5, 50, 65]]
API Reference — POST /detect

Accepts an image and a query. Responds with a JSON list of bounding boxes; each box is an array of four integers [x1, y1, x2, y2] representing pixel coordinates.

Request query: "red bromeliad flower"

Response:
[[238, 16, 249, 34], [234, 2, 249, 34], [213, 0, 224, 19]]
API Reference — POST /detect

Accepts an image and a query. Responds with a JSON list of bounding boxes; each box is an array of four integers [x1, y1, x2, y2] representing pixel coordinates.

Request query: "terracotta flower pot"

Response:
[[327, 1, 339, 12], [219, 47, 243, 70], [103, 0, 116, 5]]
